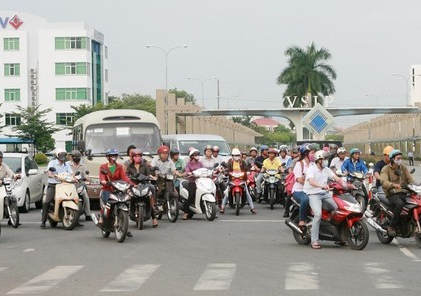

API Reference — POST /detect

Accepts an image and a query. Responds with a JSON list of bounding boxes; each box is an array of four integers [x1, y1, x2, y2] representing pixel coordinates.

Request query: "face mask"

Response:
[[73, 157, 81, 163], [394, 159, 403, 166], [323, 160, 329, 167], [233, 156, 240, 161], [133, 156, 142, 164]]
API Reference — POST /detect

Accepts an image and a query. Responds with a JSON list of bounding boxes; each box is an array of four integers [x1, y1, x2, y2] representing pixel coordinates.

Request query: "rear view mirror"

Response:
[[27, 169, 38, 175], [100, 169, 108, 175], [15, 167, 22, 174]]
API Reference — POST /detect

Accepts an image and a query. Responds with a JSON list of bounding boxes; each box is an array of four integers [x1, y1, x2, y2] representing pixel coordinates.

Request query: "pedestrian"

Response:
[[408, 150, 414, 166]]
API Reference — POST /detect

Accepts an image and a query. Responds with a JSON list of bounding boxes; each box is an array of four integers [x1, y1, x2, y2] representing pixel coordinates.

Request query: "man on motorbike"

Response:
[[259, 148, 285, 202], [373, 146, 394, 190], [67, 150, 92, 222], [170, 148, 185, 192], [212, 146, 223, 165], [278, 145, 292, 168], [0, 151, 21, 225], [255, 145, 269, 199], [126, 148, 158, 228], [329, 147, 348, 172], [246, 147, 258, 168], [328, 144, 338, 167], [341, 148, 368, 175], [380, 149, 415, 237], [201, 145, 217, 169], [41, 148, 75, 229], [150, 145, 177, 199], [183, 148, 203, 220], [304, 150, 343, 249], [220, 148, 257, 214]]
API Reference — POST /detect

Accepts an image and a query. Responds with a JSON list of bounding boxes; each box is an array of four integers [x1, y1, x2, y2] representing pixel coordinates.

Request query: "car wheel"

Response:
[[19, 190, 30, 213]]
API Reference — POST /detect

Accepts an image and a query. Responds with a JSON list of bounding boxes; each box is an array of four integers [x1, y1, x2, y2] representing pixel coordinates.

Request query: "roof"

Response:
[[251, 118, 280, 126], [0, 137, 33, 144]]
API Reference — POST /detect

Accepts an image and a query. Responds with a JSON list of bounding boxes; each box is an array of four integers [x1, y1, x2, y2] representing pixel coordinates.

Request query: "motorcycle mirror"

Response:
[[85, 170, 90, 175], [74, 171, 81, 176], [213, 163, 220, 168], [100, 169, 108, 175], [48, 167, 57, 172], [410, 168, 415, 174], [15, 167, 22, 174]]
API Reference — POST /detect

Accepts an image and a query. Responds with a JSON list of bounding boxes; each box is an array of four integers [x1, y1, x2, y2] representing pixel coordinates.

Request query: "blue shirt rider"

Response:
[[341, 148, 368, 174]]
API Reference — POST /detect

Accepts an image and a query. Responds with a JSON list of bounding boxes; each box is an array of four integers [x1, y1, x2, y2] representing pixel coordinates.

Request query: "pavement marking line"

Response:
[[285, 262, 319, 290], [193, 263, 236, 291], [100, 264, 160, 292], [0, 267, 8, 272], [219, 219, 284, 223], [391, 240, 420, 261], [7, 265, 84, 294], [364, 262, 401, 289]]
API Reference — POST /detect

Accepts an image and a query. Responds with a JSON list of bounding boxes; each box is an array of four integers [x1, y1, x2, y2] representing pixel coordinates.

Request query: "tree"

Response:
[[10, 105, 62, 153], [169, 88, 196, 104], [232, 115, 253, 127], [277, 42, 336, 108]]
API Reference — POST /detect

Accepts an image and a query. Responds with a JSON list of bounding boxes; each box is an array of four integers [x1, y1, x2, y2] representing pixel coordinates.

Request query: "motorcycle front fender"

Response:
[[202, 193, 216, 202], [117, 203, 129, 211], [62, 200, 79, 211]]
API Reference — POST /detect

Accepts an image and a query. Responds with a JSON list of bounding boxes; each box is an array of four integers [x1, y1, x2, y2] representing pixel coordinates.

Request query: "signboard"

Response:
[[0, 15, 23, 30], [302, 103, 334, 135]]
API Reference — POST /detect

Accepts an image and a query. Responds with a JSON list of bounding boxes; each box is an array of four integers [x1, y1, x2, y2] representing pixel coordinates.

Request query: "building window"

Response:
[[4, 89, 20, 101], [5, 114, 21, 126], [55, 37, 90, 50], [56, 88, 90, 100], [56, 113, 75, 126], [55, 62, 90, 75], [4, 63, 20, 76], [4, 38, 19, 51]]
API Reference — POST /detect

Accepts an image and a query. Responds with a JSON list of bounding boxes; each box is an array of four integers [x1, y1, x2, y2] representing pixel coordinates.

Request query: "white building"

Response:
[[0, 11, 109, 152], [410, 65, 421, 107]]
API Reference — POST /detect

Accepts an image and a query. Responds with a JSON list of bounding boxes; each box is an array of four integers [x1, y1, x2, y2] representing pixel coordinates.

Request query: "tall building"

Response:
[[410, 65, 421, 107], [0, 11, 109, 151]]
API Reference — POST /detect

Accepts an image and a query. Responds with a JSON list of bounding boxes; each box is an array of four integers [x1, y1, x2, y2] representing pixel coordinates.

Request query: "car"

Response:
[[2, 153, 47, 213]]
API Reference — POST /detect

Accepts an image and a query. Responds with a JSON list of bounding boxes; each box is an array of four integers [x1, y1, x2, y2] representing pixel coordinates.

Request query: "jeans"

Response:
[[389, 192, 406, 225], [293, 191, 309, 222], [255, 173, 264, 194], [80, 189, 92, 216], [222, 185, 254, 209], [308, 191, 338, 244]]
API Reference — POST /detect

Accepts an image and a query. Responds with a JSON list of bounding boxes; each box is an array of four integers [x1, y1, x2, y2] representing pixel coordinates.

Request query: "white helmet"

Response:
[[337, 147, 346, 154], [231, 148, 241, 156], [315, 150, 330, 161], [55, 148, 67, 158], [189, 148, 200, 158]]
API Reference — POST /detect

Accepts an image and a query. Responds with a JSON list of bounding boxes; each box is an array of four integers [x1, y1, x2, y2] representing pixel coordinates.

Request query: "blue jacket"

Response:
[[341, 158, 368, 174]]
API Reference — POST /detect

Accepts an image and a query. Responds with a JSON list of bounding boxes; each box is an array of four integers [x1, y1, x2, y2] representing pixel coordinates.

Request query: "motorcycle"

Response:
[[213, 165, 228, 208], [365, 184, 421, 247], [347, 172, 369, 212], [129, 173, 153, 230], [75, 170, 89, 218], [154, 170, 179, 223], [179, 167, 218, 221], [262, 169, 283, 210], [0, 177, 20, 228], [228, 171, 247, 215], [247, 167, 257, 202], [47, 168, 80, 230], [285, 179, 369, 250]]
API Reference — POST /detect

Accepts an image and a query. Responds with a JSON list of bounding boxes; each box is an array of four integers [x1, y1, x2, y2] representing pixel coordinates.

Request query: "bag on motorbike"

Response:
[[285, 161, 304, 196]]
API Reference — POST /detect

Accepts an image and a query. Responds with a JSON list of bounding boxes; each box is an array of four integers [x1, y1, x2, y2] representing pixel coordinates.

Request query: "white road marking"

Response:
[[0, 267, 8, 272], [100, 264, 160, 292], [7, 265, 83, 294], [220, 219, 284, 223], [23, 249, 35, 253], [392, 240, 420, 261], [285, 262, 319, 290], [193, 263, 236, 291], [364, 262, 401, 289]]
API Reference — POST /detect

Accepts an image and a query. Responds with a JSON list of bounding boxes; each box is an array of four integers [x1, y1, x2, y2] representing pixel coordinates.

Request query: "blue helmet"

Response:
[[299, 143, 317, 154], [105, 148, 119, 156], [170, 148, 180, 157], [350, 148, 361, 156], [389, 149, 402, 159], [260, 145, 269, 151]]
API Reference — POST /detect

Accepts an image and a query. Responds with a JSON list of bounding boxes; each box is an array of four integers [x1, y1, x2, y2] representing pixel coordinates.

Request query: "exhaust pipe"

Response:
[[366, 217, 387, 234], [285, 219, 303, 234]]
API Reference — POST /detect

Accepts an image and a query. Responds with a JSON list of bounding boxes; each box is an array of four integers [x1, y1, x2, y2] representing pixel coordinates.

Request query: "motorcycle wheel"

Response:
[[235, 192, 241, 216], [102, 229, 110, 238], [415, 232, 421, 248], [8, 202, 20, 228], [347, 220, 369, 250], [292, 216, 311, 245], [269, 190, 275, 210], [355, 194, 366, 212], [115, 210, 129, 243], [376, 230, 394, 244], [204, 201, 217, 221], [167, 197, 179, 223], [62, 208, 79, 231], [137, 205, 144, 230]]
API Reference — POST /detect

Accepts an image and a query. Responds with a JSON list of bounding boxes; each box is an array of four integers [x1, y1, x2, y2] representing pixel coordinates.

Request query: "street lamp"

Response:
[[187, 77, 218, 108], [393, 73, 409, 106], [146, 44, 188, 133]]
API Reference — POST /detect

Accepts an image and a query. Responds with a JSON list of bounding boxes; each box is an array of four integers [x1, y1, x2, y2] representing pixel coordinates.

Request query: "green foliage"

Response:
[[232, 115, 253, 128], [277, 42, 337, 107], [34, 153, 48, 165], [169, 88, 196, 104], [10, 105, 61, 153]]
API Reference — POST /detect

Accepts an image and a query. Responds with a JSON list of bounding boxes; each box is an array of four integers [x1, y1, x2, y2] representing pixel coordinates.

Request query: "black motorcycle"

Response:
[[154, 170, 179, 222], [347, 172, 369, 212], [129, 173, 153, 230], [1, 177, 19, 228]]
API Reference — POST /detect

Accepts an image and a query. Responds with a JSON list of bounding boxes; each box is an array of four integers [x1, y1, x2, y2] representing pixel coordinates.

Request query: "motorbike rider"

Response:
[[212, 146, 223, 165], [259, 148, 285, 202], [241, 151, 248, 161], [150, 146, 177, 199], [183, 148, 203, 220], [220, 148, 257, 214], [123, 144, 137, 172], [41, 148, 75, 229], [380, 149, 415, 237], [170, 148, 185, 192], [255, 145, 269, 199], [278, 145, 292, 168], [126, 148, 158, 228], [341, 148, 368, 175], [373, 146, 394, 190], [304, 150, 343, 249], [201, 145, 217, 169], [0, 151, 21, 225], [246, 147, 258, 168], [328, 144, 338, 166], [329, 147, 348, 172], [67, 150, 92, 222]]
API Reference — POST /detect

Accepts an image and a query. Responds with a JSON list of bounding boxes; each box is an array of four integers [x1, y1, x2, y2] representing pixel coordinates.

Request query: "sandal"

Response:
[[152, 219, 158, 228], [250, 208, 257, 214], [220, 208, 225, 214], [183, 214, 188, 220], [311, 243, 321, 249]]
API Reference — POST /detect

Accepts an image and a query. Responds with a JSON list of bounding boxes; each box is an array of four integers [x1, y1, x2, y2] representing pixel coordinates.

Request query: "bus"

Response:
[[73, 109, 162, 200]]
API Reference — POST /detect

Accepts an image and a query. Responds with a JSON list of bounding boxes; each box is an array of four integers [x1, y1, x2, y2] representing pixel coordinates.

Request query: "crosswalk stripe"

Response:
[[100, 264, 160, 292], [7, 265, 83, 294], [285, 262, 319, 290], [0, 267, 8, 272], [364, 262, 401, 289], [193, 263, 236, 291]]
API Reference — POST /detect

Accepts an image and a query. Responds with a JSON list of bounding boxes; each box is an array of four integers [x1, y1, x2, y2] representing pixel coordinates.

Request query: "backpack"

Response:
[[285, 161, 304, 196]]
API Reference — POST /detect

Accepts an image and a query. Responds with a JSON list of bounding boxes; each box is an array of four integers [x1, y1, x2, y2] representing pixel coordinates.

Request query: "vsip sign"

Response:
[[0, 15, 24, 30]]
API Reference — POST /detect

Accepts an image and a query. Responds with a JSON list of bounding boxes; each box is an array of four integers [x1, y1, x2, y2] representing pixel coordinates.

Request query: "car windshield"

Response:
[[178, 140, 231, 156], [2, 156, 21, 173], [85, 123, 161, 155]]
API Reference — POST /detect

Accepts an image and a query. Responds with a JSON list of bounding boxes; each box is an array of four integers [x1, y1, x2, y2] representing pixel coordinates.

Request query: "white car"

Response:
[[2, 153, 47, 213]]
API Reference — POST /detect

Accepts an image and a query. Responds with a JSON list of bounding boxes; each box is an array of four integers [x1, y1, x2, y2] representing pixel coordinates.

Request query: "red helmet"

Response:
[[157, 145, 169, 154], [268, 148, 277, 154]]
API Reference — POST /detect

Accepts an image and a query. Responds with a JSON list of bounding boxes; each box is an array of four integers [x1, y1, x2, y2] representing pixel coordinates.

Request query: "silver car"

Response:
[[2, 153, 47, 213]]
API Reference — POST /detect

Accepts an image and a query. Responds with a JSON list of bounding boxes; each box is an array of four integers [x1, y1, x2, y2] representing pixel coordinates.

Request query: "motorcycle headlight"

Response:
[[132, 187, 140, 196], [344, 201, 361, 213], [141, 187, 149, 196]]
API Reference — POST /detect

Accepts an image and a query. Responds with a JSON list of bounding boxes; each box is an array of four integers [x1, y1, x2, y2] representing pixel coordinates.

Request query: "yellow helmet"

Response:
[[383, 146, 394, 156]]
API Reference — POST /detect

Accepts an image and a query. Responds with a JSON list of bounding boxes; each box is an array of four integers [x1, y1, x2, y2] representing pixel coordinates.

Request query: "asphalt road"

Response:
[[1, 166, 421, 296]]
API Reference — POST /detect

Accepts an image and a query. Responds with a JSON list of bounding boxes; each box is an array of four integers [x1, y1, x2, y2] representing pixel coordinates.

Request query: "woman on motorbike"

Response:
[[201, 145, 216, 170], [183, 148, 203, 220]]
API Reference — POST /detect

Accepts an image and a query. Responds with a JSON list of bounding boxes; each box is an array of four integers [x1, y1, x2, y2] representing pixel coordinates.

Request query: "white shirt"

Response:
[[303, 164, 335, 195], [330, 156, 348, 172], [292, 160, 312, 193]]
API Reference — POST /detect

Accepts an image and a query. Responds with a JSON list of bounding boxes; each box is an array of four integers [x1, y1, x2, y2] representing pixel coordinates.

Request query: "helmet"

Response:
[[250, 147, 258, 153], [157, 145, 169, 154], [204, 145, 213, 153], [383, 146, 394, 156], [337, 147, 346, 154], [55, 148, 67, 158], [170, 148, 179, 157], [71, 150, 81, 157], [299, 143, 316, 154], [315, 150, 330, 161], [231, 148, 241, 156], [389, 149, 402, 159], [291, 146, 299, 153], [268, 148, 277, 154], [350, 148, 361, 156], [189, 148, 200, 158], [311, 143, 320, 150], [329, 144, 338, 149], [106, 148, 119, 157], [131, 149, 143, 156], [279, 145, 288, 153], [260, 145, 269, 151], [212, 146, 220, 152]]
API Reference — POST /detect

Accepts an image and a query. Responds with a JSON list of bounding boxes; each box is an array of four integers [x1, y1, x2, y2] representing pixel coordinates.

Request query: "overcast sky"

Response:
[[2, 0, 421, 128]]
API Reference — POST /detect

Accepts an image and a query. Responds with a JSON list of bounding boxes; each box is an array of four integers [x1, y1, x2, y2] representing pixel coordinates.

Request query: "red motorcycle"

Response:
[[228, 172, 247, 215], [285, 180, 369, 250], [247, 167, 257, 201]]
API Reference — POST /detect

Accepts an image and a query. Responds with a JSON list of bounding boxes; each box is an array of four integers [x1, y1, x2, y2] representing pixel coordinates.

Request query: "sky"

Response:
[[2, 0, 421, 128]]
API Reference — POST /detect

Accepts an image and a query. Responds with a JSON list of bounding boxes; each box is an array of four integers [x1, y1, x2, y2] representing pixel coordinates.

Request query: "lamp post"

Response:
[[187, 77, 218, 108], [146, 44, 188, 133], [393, 73, 409, 106]]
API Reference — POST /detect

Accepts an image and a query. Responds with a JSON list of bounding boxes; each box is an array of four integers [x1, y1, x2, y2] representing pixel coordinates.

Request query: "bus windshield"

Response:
[[85, 123, 161, 155]]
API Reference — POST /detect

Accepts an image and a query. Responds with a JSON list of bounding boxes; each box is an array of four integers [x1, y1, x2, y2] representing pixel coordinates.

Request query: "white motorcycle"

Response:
[[0, 177, 20, 228], [180, 167, 217, 221]]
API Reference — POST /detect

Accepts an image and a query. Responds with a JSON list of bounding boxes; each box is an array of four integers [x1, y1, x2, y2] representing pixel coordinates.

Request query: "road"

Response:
[[1, 166, 421, 296]]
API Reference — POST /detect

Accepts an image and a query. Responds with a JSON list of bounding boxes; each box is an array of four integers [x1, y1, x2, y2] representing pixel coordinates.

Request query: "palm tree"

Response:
[[277, 42, 336, 108]]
